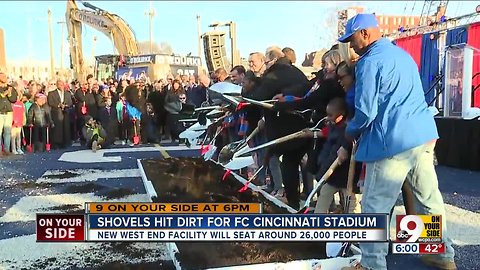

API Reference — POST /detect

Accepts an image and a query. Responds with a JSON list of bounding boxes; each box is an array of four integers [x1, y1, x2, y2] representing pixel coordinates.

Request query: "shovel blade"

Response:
[[188, 119, 212, 131], [133, 136, 140, 145], [224, 156, 255, 170], [27, 145, 33, 153], [45, 143, 51, 152], [326, 242, 344, 258], [179, 129, 204, 140]]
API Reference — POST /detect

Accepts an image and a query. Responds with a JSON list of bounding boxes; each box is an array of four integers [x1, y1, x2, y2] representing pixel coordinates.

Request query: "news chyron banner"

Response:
[[392, 214, 446, 255], [36, 203, 389, 242]]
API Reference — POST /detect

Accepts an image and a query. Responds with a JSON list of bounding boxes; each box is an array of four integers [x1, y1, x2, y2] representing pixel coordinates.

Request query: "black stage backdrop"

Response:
[[435, 117, 480, 171]]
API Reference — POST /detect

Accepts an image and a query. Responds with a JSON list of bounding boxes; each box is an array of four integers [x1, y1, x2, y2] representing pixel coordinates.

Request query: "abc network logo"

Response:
[[396, 215, 424, 243]]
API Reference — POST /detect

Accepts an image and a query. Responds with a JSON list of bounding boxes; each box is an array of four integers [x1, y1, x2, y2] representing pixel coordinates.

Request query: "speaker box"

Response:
[[203, 32, 230, 73]]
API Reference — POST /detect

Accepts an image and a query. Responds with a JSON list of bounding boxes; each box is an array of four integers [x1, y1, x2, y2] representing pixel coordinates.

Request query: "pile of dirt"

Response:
[[142, 157, 326, 270]]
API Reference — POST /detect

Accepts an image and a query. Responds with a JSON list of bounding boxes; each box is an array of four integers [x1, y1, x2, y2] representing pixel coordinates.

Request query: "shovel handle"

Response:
[[29, 126, 33, 145], [245, 126, 261, 143], [245, 165, 264, 184], [242, 97, 275, 109], [236, 130, 305, 157], [305, 157, 341, 203], [345, 142, 358, 197], [233, 126, 261, 152]]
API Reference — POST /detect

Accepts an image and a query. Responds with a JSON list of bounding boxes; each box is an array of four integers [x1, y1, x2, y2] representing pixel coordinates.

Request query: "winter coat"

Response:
[[27, 103, 54, 128], [12, 100, 25, 128], [0, 85, 17, 113], [317, 120, 349, 189], [243, 57, 309, 153]]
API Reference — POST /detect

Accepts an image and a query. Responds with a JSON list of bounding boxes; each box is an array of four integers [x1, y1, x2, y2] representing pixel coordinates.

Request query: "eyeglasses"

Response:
[[179, 97, 186, 100]]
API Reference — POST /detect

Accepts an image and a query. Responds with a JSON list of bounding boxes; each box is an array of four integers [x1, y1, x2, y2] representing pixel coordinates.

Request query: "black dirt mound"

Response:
[[141, 157, 326, 270]]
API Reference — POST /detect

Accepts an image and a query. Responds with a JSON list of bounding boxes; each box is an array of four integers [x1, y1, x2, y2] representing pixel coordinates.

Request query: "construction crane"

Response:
[[66, 0, 139, 81]]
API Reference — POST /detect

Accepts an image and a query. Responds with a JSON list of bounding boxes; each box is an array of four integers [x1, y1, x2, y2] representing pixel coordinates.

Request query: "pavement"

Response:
[[0, 142, 478, 270]]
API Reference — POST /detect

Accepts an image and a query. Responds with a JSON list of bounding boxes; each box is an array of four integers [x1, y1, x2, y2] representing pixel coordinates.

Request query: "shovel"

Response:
[[202, 126, 224, 161], [132, 119, 140, 145], [329, 142, 358, 257], [45, 126, 51, 152], [218, 125, 261, 165], [297, 157, 341, 214], [195, 105, 221, 112], [241, 97, 275, 109], [223, 155, 255, 170], [27, 126, 33, 153], [234, 117, 327, 158], [179, 129, 205, 146], [238, 165, 265, 192], [343, 141, 358, 214], [21, 127, 26, 146]]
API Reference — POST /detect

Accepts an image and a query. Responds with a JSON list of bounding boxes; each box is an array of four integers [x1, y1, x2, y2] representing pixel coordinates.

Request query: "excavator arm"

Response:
[[66, 0, 139, 81]]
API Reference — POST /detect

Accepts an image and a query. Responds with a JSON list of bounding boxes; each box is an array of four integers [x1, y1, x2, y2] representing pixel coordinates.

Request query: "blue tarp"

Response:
[[420, 32, 440, 105]]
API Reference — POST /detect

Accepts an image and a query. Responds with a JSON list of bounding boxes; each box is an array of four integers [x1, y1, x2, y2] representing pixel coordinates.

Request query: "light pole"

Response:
[[145, 1, 155, 54], [92, 35, 97, 66], [48, 9, 55, 78], [208, 21, 238, 67], [57, 21, 66, 71], [196, 15, 201, 57]]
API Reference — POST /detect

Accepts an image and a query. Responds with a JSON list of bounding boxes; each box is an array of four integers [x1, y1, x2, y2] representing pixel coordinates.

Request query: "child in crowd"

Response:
[[82, 115, 107, 152], [11, 90, 26, 154], [27, 94, 54, 152], [314, 97, 360, 214], [116, 94, 130, 145]]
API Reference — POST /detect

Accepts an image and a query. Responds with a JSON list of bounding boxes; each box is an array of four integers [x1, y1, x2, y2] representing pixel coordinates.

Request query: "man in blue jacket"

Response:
[[337, 14, 456, 270]]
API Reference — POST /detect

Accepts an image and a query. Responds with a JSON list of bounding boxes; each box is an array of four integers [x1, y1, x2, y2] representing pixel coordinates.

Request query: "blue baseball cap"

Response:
[[338, 13, 379, 43]]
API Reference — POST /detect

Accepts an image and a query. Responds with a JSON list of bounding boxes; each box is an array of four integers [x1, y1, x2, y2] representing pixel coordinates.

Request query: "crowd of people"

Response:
[[204, 14, 455, 270], [0, 13, 455, 270], [0, 69, 216, 153]]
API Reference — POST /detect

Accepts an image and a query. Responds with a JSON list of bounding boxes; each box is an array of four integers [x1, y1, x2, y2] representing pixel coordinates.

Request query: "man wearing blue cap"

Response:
[[337, 14, 456, 270]]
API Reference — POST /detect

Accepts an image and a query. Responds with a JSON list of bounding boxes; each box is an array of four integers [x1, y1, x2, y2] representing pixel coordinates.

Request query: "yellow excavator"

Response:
[[66, 0, 139, 81]]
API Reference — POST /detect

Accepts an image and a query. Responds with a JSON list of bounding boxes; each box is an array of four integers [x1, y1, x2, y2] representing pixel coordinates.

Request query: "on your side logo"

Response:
[[396, 215, 442, 243]]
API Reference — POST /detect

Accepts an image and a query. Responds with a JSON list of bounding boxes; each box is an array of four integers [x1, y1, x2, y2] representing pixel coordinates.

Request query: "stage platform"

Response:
[[435, 117, 480, 171]]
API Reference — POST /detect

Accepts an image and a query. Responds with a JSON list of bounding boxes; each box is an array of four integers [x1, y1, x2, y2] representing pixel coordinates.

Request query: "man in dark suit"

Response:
[[184, 75, 206, 108], [47, 80, 73, 149]]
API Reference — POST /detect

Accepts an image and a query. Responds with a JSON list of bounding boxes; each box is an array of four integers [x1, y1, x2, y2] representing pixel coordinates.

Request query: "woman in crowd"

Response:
[[164, 79, 186, 143], [272, 49, 345, 201]]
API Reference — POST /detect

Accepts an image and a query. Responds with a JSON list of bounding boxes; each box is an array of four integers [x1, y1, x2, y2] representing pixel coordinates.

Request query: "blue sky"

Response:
[[0, 1, 478, 67]]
